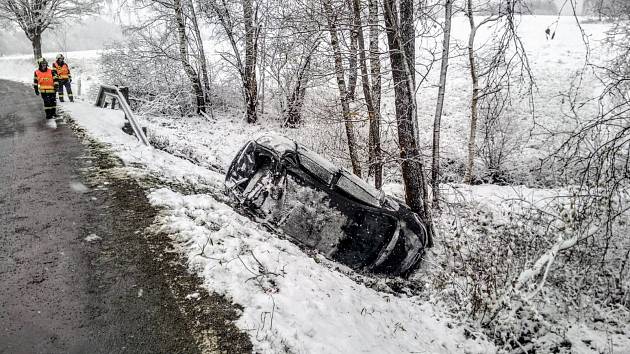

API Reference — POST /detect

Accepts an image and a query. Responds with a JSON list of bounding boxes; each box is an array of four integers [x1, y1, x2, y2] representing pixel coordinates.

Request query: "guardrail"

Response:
[[95, 85, 151, 146]]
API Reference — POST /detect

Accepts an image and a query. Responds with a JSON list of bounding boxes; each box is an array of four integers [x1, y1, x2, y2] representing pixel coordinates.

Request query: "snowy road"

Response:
[[0, 80, 250, 353]]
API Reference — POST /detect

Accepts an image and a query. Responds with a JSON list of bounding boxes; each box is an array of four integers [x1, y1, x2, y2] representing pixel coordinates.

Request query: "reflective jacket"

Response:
[[33, 68, 59, 93], [53, 62, 71, 80]]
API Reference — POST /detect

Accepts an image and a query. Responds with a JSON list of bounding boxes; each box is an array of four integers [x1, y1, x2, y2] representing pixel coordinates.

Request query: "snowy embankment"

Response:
[[59, 101, 495, 353]]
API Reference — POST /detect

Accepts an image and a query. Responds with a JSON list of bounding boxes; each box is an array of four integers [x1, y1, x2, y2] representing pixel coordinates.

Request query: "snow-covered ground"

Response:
[[58, 101, 496, 353]]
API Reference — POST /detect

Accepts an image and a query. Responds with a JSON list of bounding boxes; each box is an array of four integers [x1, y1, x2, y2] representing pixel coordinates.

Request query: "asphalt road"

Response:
[[0, 80, 251, 353]]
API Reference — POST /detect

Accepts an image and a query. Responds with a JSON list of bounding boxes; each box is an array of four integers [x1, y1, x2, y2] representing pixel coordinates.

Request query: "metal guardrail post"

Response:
[[119, 87, 130, 104], [95, 85, 151, 147]]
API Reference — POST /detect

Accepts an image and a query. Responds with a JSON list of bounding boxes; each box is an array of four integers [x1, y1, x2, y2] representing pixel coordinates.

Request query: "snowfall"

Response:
[[2, 15, 629, 354]]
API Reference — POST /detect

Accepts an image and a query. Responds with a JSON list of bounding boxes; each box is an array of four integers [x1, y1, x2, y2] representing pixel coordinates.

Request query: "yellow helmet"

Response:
[[37, 58, 48, 65], [56, 54, 64, 60]]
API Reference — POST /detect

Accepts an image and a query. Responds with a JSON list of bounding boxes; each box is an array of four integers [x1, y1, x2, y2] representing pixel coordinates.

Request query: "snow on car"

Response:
[[225, 133, 429, 276]]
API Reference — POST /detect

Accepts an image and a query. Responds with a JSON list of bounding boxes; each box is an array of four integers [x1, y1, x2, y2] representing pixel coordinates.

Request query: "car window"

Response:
[[335, 171, 381, 208], [297, 147, 338, 185]]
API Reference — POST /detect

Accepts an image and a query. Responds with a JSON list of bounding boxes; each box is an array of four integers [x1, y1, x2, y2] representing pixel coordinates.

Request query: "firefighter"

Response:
[[53, 54, 73, 102], [33, 58, 59, 123]]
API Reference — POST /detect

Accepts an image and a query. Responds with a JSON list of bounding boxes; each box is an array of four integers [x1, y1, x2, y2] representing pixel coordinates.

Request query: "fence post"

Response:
[[119, 86, 130, 105]]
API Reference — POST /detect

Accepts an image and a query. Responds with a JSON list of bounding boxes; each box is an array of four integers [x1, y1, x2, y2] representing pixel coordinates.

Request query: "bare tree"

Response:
[[131, 0, 208, 114], [173, 0, 207, 114], [541, 3, 630, 295], [189, 0, 213, 115], [352, 0, 382, 187], [0, 0, 97, 60], [367, 0, 382, 188], [243, 0, 259, 123], [463, 0, 483, 184], [282, 41, 320, 127], [323, 0, 362, 177], [261, 0, 322, 128], [346, 0, 358, 101], [382, 0, 434, 246], [203, 0, 261, 123], [462, 0, 532, 184], [431, 0, 453, 206]]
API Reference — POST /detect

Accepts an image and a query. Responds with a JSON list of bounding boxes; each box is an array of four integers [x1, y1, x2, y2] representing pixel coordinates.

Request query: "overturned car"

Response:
[[225, 133, 429, 276]]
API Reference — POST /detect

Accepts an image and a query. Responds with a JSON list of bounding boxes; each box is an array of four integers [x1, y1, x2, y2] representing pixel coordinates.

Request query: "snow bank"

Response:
[[149, 188, 494, 354], [61, 102, 224, 191]]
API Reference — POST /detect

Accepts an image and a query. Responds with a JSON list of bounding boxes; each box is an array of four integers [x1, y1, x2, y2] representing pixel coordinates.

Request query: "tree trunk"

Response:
[[258, 23, 266, 116], [324, 0, 362, 177], [31, 31, 42, 60], [383, 0, 434, 247], [174, 0, 206, 114], [284, 47, 315, 128], [368, 0, 382, 188], [190, 0, 213, 116], [431, 0, 453, 207], [243, 0, 258, 123], [353, 0, 381, 188], [368, 0, 381, 108], [400, 0, 415, 85], [464, 0, 479, 184], [347, 8, 358, 101]]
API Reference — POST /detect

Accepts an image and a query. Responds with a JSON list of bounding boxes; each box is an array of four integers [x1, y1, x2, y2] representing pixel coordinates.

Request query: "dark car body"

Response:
[[225, 133, 428, 276]]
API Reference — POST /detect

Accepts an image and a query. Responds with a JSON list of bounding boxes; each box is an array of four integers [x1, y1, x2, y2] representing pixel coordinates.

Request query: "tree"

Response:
[[462, 0, 532, 184], [431, 0, 453, 206], [382, 0, 434, 246], [281, 40, 320, 127], [173, 0, 207, 114], [202, 0, 261, 123], [542, 1, 630, 298], [323, 0, 362, 177], [463, 0, 484, 184], [367, 0, 382, 188], [0, 0, 96, 60], [352, 0, 381, 187], [261, 0, 322, 128], [243, 0, 259, 123], [189, 0, 213, 116], [130, 0, 209, 114]]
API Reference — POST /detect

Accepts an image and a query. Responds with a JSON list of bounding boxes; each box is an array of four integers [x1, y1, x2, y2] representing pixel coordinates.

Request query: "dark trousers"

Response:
[[58, 79, 73, 101], [41, 92, 57, 119]]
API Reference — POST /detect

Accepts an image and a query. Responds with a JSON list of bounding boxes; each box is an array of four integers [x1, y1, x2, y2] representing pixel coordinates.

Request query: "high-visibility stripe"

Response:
[[44, 107, 57, 110], [40, 89, 56, 93]]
